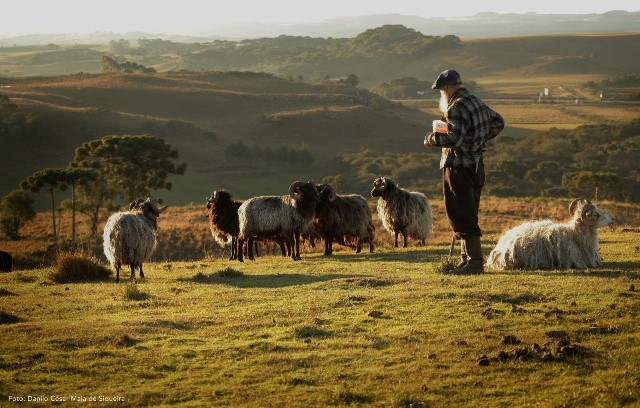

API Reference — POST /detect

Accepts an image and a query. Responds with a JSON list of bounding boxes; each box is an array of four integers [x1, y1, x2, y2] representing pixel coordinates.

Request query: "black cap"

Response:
[[431, 69, 462, 90]]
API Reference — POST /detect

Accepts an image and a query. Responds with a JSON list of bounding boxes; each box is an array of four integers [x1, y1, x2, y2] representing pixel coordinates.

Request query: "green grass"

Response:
[[0, 229, 639, 406]]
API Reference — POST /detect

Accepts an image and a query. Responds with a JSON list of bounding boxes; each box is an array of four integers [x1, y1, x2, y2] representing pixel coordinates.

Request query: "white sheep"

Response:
[[103, 197, 167, 282], [370, 177, 433, 247], [486, 198, 614, 270]]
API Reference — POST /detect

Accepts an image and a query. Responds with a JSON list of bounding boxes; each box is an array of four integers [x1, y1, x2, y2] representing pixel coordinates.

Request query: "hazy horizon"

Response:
[[2, 1, 639, 37]]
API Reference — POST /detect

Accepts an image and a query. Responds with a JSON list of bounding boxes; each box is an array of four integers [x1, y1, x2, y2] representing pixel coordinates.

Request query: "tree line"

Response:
[[1, 135, 186, 241], [321, 120, 640, 202]]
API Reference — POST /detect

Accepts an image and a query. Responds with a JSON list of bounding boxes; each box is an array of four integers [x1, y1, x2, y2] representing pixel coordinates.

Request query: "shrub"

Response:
[[180, 268, 244, 283], [432, 256, 458, 275], [49, 252, 112, 283], [215, 267, 244, 278], [123, 283, 150, 301]]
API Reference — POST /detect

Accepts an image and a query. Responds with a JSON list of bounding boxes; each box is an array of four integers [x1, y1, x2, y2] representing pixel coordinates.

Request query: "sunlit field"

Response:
[[1, 227, 639, 406], [1, 197, 639, 406]]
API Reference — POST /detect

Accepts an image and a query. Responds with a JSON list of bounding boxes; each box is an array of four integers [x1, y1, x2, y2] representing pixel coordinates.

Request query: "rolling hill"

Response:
[[0, 71, 432, 205], [2, 27, 640, 87], [2, 28, 640, 209]]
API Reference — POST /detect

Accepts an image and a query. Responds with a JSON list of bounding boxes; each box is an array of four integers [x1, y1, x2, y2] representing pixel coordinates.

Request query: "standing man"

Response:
[[424, 70, 504, 274]]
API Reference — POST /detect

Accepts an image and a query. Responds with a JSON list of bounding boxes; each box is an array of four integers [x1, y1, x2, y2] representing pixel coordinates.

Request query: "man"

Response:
[[424, 69, 504, 274]]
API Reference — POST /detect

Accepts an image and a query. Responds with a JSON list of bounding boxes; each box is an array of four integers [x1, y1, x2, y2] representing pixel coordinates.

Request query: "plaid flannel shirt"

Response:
[[426, 87, 504, 169]]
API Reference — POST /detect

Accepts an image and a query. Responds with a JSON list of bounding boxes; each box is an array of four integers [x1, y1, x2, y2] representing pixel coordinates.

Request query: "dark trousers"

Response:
[[443, 162, 485, 239]]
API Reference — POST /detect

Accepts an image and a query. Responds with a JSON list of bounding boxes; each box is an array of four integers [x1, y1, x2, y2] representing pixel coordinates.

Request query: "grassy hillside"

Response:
[[2, 69, 640, 211], [0, 71, 432, 204], [0, 203, 638, 406]]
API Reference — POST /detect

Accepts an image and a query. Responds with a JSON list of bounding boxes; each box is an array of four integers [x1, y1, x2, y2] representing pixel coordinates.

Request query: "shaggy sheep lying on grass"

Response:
[[103, 197, 167, 282], [486, 198, 614, 270]]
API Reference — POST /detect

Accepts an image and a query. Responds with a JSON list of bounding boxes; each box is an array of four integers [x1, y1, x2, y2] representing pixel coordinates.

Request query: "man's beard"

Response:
[[439, 91, 449, 114]]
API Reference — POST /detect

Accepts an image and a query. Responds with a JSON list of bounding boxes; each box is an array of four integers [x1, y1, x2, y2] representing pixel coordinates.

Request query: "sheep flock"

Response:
[[101, 181, 617, 282]]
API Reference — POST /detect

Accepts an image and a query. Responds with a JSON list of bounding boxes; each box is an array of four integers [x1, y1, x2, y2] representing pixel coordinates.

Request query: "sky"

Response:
[[2, 0, 639, 36]]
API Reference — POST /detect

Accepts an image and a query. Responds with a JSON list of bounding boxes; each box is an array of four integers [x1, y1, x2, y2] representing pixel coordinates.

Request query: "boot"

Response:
[[450, 236, 483, 275], [456, 239, 468, 268]]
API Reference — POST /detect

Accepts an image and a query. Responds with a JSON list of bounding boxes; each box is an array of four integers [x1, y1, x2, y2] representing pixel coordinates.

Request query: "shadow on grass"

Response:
[[488, 263, 640, 279], [178, 271, 360, 288], [0, 311, 24, 325], [313, 247, 447, 264]]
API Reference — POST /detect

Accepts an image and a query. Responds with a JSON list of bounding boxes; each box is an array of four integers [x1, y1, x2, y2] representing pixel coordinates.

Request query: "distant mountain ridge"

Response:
[[1, 11, 639, 46]]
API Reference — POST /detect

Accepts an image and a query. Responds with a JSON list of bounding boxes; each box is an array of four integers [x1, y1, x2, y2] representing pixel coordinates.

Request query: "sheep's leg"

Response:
[[247, 237, 255, 261], [139, 264, 144, 279], [394, 231, 399, 248], [237, 238, 245, 262], [356, 240, 362, 254], [115, 264, 120, 283], [253, 241, 260, 258], [291, 233, 301, 260], [278, 239, 287, 257], [324, 234, 332, 256], [290, 233, 297, 260], [285, 238, 292, 257], [402, 230, 408, 248], [129, 263, 136, 280], [230, 237, 237, 260]]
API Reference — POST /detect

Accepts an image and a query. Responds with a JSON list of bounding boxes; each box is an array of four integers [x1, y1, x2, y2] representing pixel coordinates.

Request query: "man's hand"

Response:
[[424, 133, 435, 149]]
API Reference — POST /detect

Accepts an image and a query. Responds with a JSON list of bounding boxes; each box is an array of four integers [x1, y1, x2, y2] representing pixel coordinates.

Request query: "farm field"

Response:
[[1, 197, 640, 406], [401, 69, 640, 137]]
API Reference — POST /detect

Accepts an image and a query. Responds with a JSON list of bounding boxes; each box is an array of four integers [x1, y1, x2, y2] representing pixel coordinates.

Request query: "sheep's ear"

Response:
[[326, 185, 337, 202], [129, 198, 144, 210]]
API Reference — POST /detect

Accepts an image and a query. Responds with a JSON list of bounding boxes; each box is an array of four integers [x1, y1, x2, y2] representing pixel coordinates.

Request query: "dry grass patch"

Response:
[[49, 252, 112, 283]]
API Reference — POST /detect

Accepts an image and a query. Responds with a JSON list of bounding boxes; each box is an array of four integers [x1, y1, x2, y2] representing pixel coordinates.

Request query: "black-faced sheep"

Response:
[[486, 198, 614, 270], [0, 250, 12, 272], [206, 190, 242, 260], [370, 177, 433, 247], [103, 197, 167, 282], [314, 184, 374, 255], [237, 181, 320, 262]]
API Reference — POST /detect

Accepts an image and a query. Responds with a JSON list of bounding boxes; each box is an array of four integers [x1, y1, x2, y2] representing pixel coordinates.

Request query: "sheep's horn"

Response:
[[569, 197, 588, 215], [289, 181, 305, 200], [158, 205, 169, 214]]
